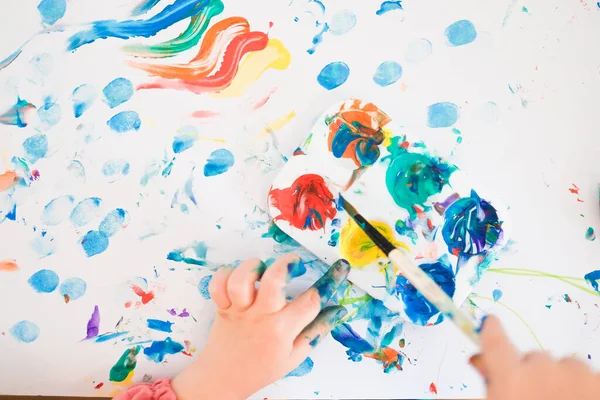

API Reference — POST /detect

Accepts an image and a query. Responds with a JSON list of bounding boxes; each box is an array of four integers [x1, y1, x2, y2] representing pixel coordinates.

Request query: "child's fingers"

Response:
[[226, 258, 265, 311], [290, 306, 348, 363], [480, 315, 520, 383], [254, 253, 299, 313], [209, 266, 234, 309]]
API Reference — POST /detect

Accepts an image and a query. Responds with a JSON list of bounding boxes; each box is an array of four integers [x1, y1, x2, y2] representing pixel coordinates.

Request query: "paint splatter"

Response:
[[103, 78, 134, 108], [110, 347, 140, 382], [99, 208, 129, 237], [0, 98, 36, 127], [10, 321, 40, 343], [329, 10, 356, 36], [102, 159, 130, 182], [147, 319, 173, 333], [492, 288, 503, 302], [28, 269, 59, 293], [37, 0, 66, 25], [317, 62, 350, 90], [131, 284, 155, 304], [143, 337, 184, 363], [445, 20, 477, 46], [584, 270, 600, 293], [269, 174, 337, 231], [70, 197, 102, 227], [286, 357, 314, 377], [204, 149, 234, 177], [442, 190, 503, 256], [59, 278, 87, 302], [405, 38, 432, 63], [373, 61, 403, 87], [72, 85, 96, 118], [85, 305, 100, 339], [23, 134, 48, 163], [427, 102, 459, 128], [41, 195, 75, 226], [0, 260, 19, 272], [198, 275, 212, 299], [81, 230, 109, 257], [288, 260, 307, 279], [376, 1, 403, 15], [107, 111, 141, 133], [429, 382, 438, 395], [586, 227, 596, 241]]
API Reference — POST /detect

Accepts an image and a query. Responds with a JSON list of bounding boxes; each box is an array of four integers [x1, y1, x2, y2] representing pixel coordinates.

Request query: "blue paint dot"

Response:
[[103, 78, 134, 108], [445, 20, 477, 46], [198, 275, 213, 299], [376, 1, 403, 15], [373, 61, 403, 87], [107, 111, 141, 133], [317, 62, 350, 90], [11, 321, 40, 343], [98, 208, 129, 237], [69, 197, 102, 227], [286, 357, 314, 377], [41, 195, 75, 226], [72, 84, 96, 118], [81, 230, 109, 257], [28, 269, 59, 293], [427, 102, 459, 128], [329, 10, 356, 36], [492, 289, 503, 302], [59, 278, 87, 301], [37, 0, 66, 25], [204, 149, 234, 177], [23, 134, 48, 163]]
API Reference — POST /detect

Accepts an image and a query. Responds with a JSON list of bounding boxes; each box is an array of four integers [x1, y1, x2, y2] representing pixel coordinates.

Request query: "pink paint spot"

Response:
[[191, 110, 220, 119], [31, 170, 40, 180], [131, 284, 155, 304]]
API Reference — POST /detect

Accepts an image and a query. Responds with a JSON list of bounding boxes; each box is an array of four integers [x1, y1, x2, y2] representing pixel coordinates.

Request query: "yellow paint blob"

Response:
[[213, 38, 291, 98], [259, 110, 296, 137], [339, 218, 409, 268]]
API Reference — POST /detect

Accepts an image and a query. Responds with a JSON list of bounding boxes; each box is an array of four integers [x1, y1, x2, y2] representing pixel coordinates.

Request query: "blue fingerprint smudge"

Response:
[[427, 102, 459, 128], [37, 0, 66, 25], [30, 53, 54, 76], [72, 84, 97, 118], [37, 97, 61, 129], [70, 197, 102, 227], [143, 337, 184, 363], [11, 321, 40, 343], [198, 275, 212, 299], [147, 319, 174, 333], [492, 288, 503, 302], [373, 61, 403, 87], [102, 159, 130, 182], [584, 270, 600, 293], [41, 195, 75, 226], [286, 357, 314, 377], [103, 78, 134, 108], [317, 61, 350, 90], [59, 277, 87, 301], [405, 38, 433, 63], [81, 230, 109, 257], [376, 1, 403, 15], [329, 10, 356, 36], [67, 0, 211, 51], [99, 208, 129, 237], [28, 269, 60, 293], [107, 111, 141, 133], [173, 134, 197, 154], [30, 231, 57, 257], [307, 22, 329, 55], [23, 134, 48, 163], [204, 149, 234, 177], [445, 20, 477, 46], [131, 0, 162, 16]]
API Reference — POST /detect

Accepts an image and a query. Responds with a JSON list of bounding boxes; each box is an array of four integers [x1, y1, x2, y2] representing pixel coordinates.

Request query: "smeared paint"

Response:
[[269, 174, 337, 231], [37, 97, 61, 129], [81, 230, 109, 257], [147, 319, 173, 333], [340, 217, 408, 267], [492, 288, 503, 302], [143, 337, 184, 362], [442, 190, 503, 256], [107, 111, 141, 133], [110, 347, 140, 382], [172, 126, 198, 153], [373, 61, 403, 87], [95, 331, 129, 343], [259, 110, 296, 137], [586, 227, 596, 241], [0, 260, 19, 272], [102, 159, 130, 182], [394, 219, 418, 245], [72, 85, 97, 118], [376, 1, 403, 15], [286, 357, 314, 377], [103, 78, 134, 108], [28, 269, 59, 293], [38, 0, 66, 25], [329, 10, 356, 36], [11, 320, 40, 343], [167, 241, 207, 265], [287, 260, 307, 279], [307, 22, 329, 55], [59, 278, 87, 302], [317, 61, 350, 90], [313, 260, 351, 307], [198, 275, 212, 299], [204, 149, 234, 177], [0, 47, 24, 71], [30, 230, 57, 257], [70, 197, 102, 227], [85, 305, 100, 339], [0, 98, 36, 127], [445, 20, 477, 46], [429, 382, 438, 395], [584, 270, 600, 293], [23, 134, 48, 163], [131, 0, 162, 16], [427, 102, 459, 128], [405, 38, 432, 63], [131, 284, 155, 304], [0, 171, 18, 192], [99, 208, 129, 237], [41, 195, 75, 226]]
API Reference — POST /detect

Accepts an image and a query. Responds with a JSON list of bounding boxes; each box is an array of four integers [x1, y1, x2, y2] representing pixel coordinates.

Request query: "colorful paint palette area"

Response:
[[268, 99, 510, 326]]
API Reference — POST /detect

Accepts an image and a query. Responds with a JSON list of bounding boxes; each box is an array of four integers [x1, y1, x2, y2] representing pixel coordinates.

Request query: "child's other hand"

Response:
[[172, 255, 351, 400], [476, 316, 600, 400]]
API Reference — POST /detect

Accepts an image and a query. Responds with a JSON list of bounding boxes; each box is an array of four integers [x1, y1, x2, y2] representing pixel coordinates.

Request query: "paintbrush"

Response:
[[339, 195, 481, 346]]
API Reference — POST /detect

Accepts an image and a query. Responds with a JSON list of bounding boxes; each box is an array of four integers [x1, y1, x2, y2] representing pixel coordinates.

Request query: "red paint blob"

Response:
[[429, 382, 438, 395], [94, 382, 104, 389], [131, 285, 155, 305], [269, 174, 337, 231]]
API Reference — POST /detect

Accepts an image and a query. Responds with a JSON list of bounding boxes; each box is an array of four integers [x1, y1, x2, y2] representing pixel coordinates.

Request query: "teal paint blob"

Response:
[[23, 134, 48, 163], [103, 78, 134, 108], [59, 278, 87, 301], [373, 61, 403, 87], [376, 1, 403, 15], [11, 321, 40, 343], [28, 269, 60, 293], [204, 149, 234, 177], [107, 111, 141, 133], [445, 20, 477, 46], [317, 62, 350, 90], [38, 0, 66, 25], [427, 102, 459, 128], [329, 10, 356, 36], [584, 270, 600, 293]]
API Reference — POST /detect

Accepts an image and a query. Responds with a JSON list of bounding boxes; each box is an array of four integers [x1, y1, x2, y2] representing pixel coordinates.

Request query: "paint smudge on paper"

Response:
[[373, 61, 402, 87], [329, 10, 356, 36], [107, 111, 141, 133], [70, 197, 102, 227], [405, 38, 432, 63], [131, 0, 162, 16], [0, 98, 36, 127], [38, 0, 66, 25], [102, 159, 130, 182], [427, 102, 459, 128], [269, 174, 337, 231], [259, 110, 296, 137], [204, 149, 234, 177], [30, 231, 57, 257], [59, 278, 87, 302], [95, 331, 129, 343], [11, 320, 40, 343], [445, 20, 477, 46], [307, 22, 329, 55], [340, 218, 407, 267], [198, 275, 212, 299], [584, 270, 600, 293], [317, 62, 350, 90], [23, 134, 48, 163], [72, 85, 96, 118], [41, 195, 75, 225], [143, 337, 184, 363], [147, 319, 173, 333], [99, 208, 129, 237], [429, 382, 438, 395], [131, 284, 155, 305], [173, 126, 198, 153], [28, 269, 59, 293], [168, 308, 190, 318], [37, 97, 61, 129], [167, 241, 208, 266], [103, 78, 134, 108], [376, 1, 403, 15], [492, 288, 503, 302], [85, 305, 100, 339], [286, 357, 314, 377], [0, 260, 19, 272], [585, 227, 596, 241], [110, 347, 140, 382], [81, 230, 109, 257]]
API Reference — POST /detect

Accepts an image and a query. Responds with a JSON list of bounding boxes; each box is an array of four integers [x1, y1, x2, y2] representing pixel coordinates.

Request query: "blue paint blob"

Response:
[[23, 134, 48, 163], [41, 195, 75, 226], [584, 270, 600, 293], [331, 323, 375, 359], [103, 78, 134, 108], [72, 84, 97, 118], [102, 159, 130, 182], [492, 288, 503, 302], [204, 149, 234, 177], [69, 197, 102, 227], [198, 275, 212, 299], [143, 337, 184, 363], [288, 260, 307, 279], [59, 277, 87, 301], [10, 321, 40, 343], [28, 269, 60, 293], [427, 102, 459, 128], [329, 10, 356, 36], [373, 61, 403, 87], [317, 61, 350, 90], [286, 357, 314, 377], [107, 111, 141, 133], [4, 204, 17, 221], [405, 38, 433, 63], [147, 319, 174, 333], [376, 1, 403, 15], [98, 208, 129, 237], [37, 97, 61, 129], [37, 0, 66, 25], [172, 135, 197, 154], [81, 230, 109, 257], [307, 22, 329, 55], [445, 20, 477, 46]]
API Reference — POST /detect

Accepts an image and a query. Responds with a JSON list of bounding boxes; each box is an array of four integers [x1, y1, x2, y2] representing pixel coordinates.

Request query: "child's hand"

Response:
[[476, 316, 600, 399], [172, 255, 351, 400]]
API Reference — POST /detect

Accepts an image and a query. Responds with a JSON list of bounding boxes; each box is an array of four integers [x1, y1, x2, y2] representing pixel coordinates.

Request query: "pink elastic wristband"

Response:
[[113, 379, 177, 400]]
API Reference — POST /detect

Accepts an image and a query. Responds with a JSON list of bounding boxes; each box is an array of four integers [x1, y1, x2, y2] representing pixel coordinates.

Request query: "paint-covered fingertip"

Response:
[[332, 258, 351, 274]]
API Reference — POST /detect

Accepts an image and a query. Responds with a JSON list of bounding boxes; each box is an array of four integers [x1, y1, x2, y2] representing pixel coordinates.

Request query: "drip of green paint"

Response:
[[262, 223, 297, 245], [109, 346, 140, 382]]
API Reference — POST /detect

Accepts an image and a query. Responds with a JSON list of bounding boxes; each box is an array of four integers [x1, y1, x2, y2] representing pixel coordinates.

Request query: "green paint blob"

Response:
[[109, 346, 140, 382]]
